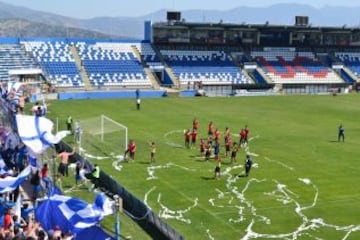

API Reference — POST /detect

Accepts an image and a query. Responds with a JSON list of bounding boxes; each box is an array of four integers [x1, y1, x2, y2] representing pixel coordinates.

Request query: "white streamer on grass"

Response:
[[157, 193, 198, 224], [206, 229, 216, 240], [211, 170, 360, 239], [206, 136, 359, 240], [147, 162, 196, 180]]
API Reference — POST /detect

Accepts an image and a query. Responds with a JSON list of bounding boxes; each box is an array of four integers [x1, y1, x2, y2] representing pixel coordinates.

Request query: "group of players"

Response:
[[123, 117, 253, 179], [185, 117, 252, 179]]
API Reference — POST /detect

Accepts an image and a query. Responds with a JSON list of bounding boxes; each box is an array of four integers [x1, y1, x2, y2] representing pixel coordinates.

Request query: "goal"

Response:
[[77, 115, 128, 159]]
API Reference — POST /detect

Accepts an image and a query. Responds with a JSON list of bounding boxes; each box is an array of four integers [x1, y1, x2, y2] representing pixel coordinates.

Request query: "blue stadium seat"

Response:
[[23, 41, 84, 88]]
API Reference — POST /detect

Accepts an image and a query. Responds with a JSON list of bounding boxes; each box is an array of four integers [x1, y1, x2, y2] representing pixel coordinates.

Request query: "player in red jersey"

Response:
[[125, 139, 136, 161], [214, 128, 221, 142], [193, 117, 199, 130], [191, 128, 198, 149], [239, 128, 246, 146], [224, 127, 231, 145], [244, 125, 249, 144], [208, 121, 215, 136], [199, 139, 205, 157], [225, 135, 232, 158]]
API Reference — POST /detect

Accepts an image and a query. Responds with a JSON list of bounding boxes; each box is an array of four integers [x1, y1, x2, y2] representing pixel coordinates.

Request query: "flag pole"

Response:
[[114, 195, 122, 240]]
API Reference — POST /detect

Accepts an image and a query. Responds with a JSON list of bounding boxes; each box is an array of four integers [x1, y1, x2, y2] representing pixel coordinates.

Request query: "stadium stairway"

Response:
[[164, 67, 180, 89], [255, 66, 273, 83], [143, 68, 160, 89], [132, 45, 160, 90], [343, 66, 359, 81], [69, 44, 93, 90], [150, 45, 180, 89]]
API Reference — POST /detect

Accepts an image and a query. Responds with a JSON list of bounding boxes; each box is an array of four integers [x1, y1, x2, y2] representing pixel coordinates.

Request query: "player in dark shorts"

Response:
[[244, 155, 252, 177], [231, 142, 239, 163], [214, 161, 221, 180], [338, 124, 345, 142], [199, 139, 205, 157]]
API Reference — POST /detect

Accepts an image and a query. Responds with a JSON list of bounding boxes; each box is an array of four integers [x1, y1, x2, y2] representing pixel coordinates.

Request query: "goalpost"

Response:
[[77, 115, 128, 159]]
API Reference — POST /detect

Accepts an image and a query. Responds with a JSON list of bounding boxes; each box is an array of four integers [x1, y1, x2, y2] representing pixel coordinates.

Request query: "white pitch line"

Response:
[[143, 186, 156, 209], [264, 156, 294, 171], [163, 129, 185, 148]]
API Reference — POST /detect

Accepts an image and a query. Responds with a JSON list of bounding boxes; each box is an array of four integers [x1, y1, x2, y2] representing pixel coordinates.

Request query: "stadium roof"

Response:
[[153, 21, 360, 33]]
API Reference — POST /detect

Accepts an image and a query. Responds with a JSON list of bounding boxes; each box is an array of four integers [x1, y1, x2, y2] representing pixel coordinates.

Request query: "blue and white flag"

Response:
[[27, 153, 38, 168], [36, 193, 114, 234], [14, 194, 22, 223], [0, 166, 31, 193], [7, 81, 22, 92], [16, 115, 70, 154], [74, 225, 115, 240], [94, 193, 114, 217], [0, 159, 10, 176]]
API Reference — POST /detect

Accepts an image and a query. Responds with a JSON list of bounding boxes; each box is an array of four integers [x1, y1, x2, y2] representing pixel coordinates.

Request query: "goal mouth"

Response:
[[77, 115, 128, 159]]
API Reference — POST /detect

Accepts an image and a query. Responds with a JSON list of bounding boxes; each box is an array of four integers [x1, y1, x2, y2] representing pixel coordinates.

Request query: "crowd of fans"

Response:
[[0, 81, 75, 239]]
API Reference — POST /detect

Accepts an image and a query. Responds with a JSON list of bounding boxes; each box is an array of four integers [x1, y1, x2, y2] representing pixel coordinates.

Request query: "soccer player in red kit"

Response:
[[208, 121, 215, 136], [240, 128, 246, 146], [193, 117, 199, 130], [184, 129, 191, 149], [224, 127, 231, 145], [129, 140, 136, 161], [125, 139, 136, 161], [244, 125, 249, 144], [191, 128, 198, 148], [225, 135, 232, 158], [214, 128, 221, 142], [199, 139, 205, 157]]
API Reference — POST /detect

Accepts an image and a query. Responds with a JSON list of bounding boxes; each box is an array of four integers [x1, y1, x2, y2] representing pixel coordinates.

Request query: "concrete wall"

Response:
[[58, 90, 167, 100]]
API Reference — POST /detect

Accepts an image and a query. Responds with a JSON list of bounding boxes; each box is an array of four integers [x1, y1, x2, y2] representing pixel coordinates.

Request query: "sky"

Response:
[[1, 0, 360, 19]]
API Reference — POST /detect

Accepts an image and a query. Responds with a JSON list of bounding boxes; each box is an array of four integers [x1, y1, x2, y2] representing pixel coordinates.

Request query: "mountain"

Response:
[[0, 19, 115, 39], [1, 2, 360, 39]]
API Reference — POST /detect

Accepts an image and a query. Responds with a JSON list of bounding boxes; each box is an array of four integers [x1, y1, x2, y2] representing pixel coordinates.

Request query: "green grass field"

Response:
[[43, 94, 360, 240]]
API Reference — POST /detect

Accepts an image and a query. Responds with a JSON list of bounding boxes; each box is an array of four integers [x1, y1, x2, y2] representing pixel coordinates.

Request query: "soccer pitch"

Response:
[[45, 94, 360, 240]]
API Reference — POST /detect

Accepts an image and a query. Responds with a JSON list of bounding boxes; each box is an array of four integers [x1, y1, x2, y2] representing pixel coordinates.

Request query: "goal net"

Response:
[[77, 115, 128, 159]]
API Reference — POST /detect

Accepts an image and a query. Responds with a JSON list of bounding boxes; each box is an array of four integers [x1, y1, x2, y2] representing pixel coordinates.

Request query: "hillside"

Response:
[[1, 1, 360, 39]]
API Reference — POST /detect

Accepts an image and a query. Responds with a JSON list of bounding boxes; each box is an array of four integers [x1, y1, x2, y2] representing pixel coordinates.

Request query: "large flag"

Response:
[[0, 159, 10, 176], [35, 193, 114, 234], [16, 115, 70, 154], [74, 225, 115, 240], [7, 81, 22, 92], [0, 166, 31, 193], [14, 194, 22, 223]]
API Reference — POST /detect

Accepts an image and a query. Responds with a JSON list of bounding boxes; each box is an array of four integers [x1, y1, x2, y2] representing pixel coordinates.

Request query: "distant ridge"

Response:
[[1, 1, 360, 39]]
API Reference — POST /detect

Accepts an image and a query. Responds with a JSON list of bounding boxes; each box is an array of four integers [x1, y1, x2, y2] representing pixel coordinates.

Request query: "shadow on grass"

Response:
[[201, 176, 215, 180], [195, 159, 209, 162], [237, 174, 249, 178], [138, 161, 150, 165]]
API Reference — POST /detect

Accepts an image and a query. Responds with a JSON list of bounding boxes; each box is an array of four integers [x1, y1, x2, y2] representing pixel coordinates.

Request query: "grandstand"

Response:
[[159, 49, 252, 87], [75, 41, 154, 88], [23, 40, 84, 88], [0, 15, 359, 97], [251, 48, 343, 84], [0, 44, 38, 82]]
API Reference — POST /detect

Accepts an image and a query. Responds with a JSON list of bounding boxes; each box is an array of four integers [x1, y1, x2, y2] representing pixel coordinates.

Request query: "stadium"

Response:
[[0, 9, 359, 240]]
